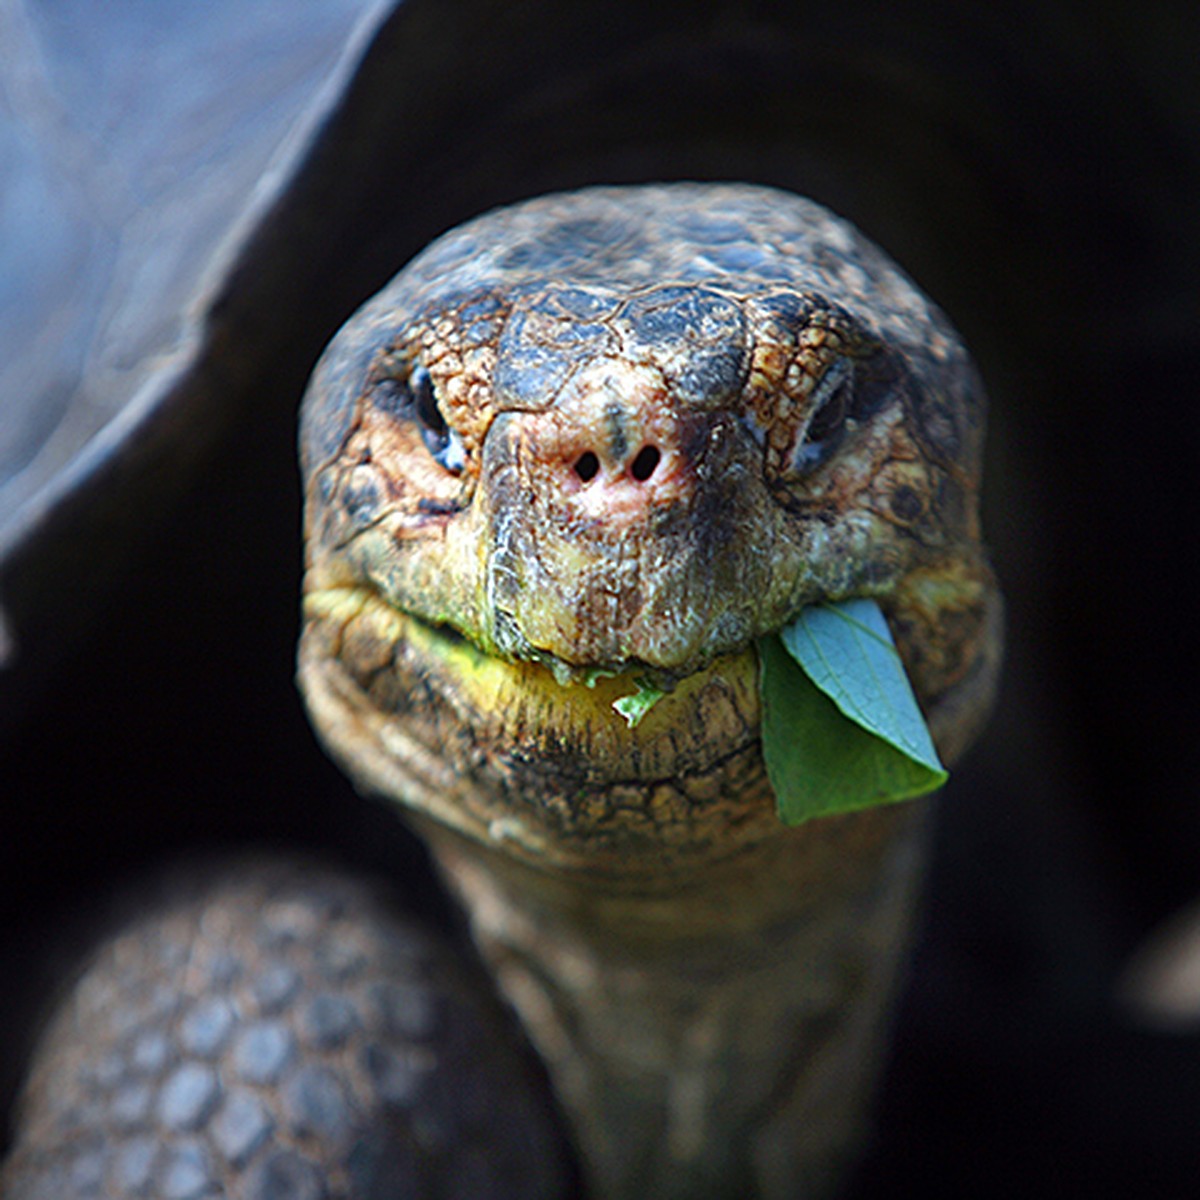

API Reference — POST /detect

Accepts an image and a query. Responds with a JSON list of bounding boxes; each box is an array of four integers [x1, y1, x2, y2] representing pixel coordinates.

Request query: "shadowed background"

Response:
[[1, 1, 1197, 1194]]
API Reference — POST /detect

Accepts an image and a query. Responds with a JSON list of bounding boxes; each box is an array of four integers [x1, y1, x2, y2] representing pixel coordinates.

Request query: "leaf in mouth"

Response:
[[760, 598, 947, 825], [612, 677, 667, 728]]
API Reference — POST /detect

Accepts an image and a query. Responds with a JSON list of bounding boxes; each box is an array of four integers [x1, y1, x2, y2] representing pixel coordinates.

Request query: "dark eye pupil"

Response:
[[411, 365, 448, 450], [806, 376, 848, 444], [785, 359, 853, 476]]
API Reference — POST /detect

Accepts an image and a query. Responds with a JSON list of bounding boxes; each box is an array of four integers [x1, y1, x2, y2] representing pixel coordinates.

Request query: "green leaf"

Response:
[[582, 666, 619, 688], [613, 677, 666, 727], [760, 598, 947, 825]]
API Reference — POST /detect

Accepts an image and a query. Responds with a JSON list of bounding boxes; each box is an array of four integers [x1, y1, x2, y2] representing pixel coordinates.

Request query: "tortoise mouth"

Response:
[[299, 575, 999, 877], [299, 582, 771, 870], [408, 606, 688, 696], [303, 583, 761, 759]]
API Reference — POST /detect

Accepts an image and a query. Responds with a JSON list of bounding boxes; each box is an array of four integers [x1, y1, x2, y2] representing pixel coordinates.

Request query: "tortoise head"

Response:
[[297, 184, 999, 878]]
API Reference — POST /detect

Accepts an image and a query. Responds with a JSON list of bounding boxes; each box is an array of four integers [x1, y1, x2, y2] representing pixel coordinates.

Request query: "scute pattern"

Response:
[[1, 859, 572, 1200]]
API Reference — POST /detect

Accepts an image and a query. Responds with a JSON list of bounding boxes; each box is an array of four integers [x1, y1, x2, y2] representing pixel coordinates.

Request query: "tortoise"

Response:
[[1, 1, 1198, 1197]]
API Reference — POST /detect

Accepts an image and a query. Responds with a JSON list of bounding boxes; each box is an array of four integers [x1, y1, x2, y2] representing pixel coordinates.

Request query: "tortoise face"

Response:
[[301, 188, 983, 683], [297, 184, 997, 871]]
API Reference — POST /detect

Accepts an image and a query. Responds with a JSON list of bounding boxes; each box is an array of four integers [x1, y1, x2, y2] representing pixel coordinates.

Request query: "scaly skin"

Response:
[[299, 183, 1001, 1198], [1, 859, 574, 1200]]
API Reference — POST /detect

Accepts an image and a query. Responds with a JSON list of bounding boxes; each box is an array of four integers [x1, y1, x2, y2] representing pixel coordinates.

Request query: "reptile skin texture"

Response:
[[1, 857, 573, 1199]]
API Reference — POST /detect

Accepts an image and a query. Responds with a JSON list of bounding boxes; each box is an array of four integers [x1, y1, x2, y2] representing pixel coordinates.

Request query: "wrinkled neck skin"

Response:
[[297, 184, 1002, 1199]]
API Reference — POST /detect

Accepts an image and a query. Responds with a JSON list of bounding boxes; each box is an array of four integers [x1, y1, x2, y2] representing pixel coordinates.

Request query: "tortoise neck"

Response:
[[418, 804, 929, 1200]]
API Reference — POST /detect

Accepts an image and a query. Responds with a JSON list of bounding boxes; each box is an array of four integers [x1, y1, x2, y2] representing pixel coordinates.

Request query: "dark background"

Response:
[[1, 2, 1198, 1195]]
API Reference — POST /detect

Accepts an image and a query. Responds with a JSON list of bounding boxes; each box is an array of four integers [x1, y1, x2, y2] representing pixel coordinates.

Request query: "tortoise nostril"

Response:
[[630, 445, 660, 482], [574, 451, 601, 483], [572, 446, 660, 487]]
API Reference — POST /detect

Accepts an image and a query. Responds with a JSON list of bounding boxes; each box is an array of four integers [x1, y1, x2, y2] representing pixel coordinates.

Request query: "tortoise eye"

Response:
[[376, 364, 465, 474], [410, 366, 446, 444], [791, 358, 852, 474]]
